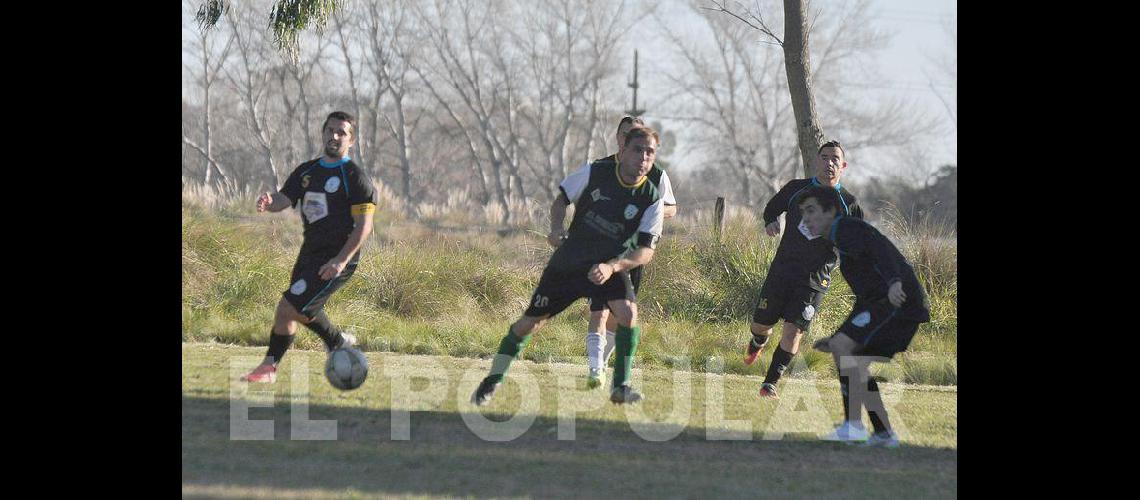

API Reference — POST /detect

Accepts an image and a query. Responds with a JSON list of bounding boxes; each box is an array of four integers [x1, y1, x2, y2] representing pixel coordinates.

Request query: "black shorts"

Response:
[[282, 249, 360, 319], [588, 266, 642, 312], [751, 271, 827, 330], [524, 266, 636, 318], [836, 299, 920, 359]]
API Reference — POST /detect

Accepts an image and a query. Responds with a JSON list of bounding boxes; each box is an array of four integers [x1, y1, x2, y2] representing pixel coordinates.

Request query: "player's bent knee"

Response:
[[750, 322, 774, 336], [829, 332, 858, 356], [608, 301, 637, 327]]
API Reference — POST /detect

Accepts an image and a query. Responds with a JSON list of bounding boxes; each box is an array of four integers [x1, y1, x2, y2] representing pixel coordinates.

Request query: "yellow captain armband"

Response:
[[351, 203, 376, 215]]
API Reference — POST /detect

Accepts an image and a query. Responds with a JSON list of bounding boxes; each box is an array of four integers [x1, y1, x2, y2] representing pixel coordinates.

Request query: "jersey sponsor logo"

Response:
[[803, 304, 816, 321], [624, 204, 639, 220], [590, 188, 611, 202], [290, 279, 308, 295], [302, 192, 329, 223], [797, 218, 821, 240], [301, 174, 311, 188], [852, 311, 871, 327], [583, 210, 623, 239], [325, 176, 341, 193], [532, 294, 549, 308]]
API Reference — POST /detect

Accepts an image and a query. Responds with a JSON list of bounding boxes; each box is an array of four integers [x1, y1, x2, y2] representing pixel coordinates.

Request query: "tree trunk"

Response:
[[782, 0, 825, 178], [334, 11, 366, 168], [203, 71, 213, 186], [394, 93, 412, 201]]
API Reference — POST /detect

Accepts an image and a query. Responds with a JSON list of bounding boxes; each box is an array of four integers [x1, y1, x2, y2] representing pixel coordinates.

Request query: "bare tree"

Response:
[[223, 3, 283, 189], [702, 0, 823, 177], [331, 5, 370, 168], [183, 0, 235, 187], [658, 5, 796, 204], [274, 32, 331, 168], [363, 0, 421, 202], [513, 0, 628, 201], [412, 0, 528, 225], [676, 0, 942, 205], [925, 14, 956, 130]]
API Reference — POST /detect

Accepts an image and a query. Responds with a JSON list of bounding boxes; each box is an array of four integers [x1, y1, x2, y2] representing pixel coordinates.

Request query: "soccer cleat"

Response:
[[821, 421, 870, 442], [610, 384, 643, 404], [331, 332, 357, 352], [864, 430, 900, 448], [240, 364, 277, 383], [812, 337, 834, 353], [744, 339, 765, 365], [471, 377, 501, 406], [586, 367, 604, 389], [758, 382, 779, 399]]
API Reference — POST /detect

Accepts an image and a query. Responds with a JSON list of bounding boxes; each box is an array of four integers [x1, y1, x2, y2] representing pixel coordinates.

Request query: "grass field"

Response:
[[182, 342, 957, 498]]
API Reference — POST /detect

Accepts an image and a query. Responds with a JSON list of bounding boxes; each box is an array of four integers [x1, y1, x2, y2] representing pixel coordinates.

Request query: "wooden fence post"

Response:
[[714, 196, 725, 240]]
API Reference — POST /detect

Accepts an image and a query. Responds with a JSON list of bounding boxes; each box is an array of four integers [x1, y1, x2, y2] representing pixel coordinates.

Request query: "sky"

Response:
[[627, 0, 957, 183]]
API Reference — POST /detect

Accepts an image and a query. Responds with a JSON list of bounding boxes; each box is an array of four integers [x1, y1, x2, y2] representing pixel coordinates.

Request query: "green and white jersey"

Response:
[[551, 156, 672, 271]]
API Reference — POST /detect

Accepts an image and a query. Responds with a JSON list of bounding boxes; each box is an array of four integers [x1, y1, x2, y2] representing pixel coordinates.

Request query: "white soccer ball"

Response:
[[325, 347, 368, 390]]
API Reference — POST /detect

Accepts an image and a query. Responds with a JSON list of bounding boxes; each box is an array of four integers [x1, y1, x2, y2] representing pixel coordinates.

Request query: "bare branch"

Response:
[[702, 1, 783, 45], [182, 134, 228, 182]]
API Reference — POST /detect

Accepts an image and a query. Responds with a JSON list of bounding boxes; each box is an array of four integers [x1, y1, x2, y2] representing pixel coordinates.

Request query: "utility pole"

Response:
[[626, 50, 645, 117]]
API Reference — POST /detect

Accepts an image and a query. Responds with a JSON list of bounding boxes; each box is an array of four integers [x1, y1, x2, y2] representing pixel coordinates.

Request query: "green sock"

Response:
[[611, 325, 641, 388], [487, 327, 529, 384]]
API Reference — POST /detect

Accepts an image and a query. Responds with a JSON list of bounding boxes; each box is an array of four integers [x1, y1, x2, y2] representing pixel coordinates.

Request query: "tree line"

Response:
[[182, 0, 951, 226]]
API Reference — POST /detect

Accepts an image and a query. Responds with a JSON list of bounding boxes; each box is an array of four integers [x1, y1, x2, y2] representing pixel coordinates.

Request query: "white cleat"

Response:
[[863, 430, 900, 448], [586, 367, 604, 389], [821, 421, 870, 443]]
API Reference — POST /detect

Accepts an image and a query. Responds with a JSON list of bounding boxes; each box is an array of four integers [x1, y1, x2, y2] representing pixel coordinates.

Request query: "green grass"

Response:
[[183, 343, 957, 498], [182, 196, 957, 385]]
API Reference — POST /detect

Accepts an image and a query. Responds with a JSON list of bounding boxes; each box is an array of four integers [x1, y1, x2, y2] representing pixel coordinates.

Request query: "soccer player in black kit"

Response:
[[798, 185, 931, 447], [745, 141, 863, 399], [240, 111, 377, 383], [472, 126, 668, 406]]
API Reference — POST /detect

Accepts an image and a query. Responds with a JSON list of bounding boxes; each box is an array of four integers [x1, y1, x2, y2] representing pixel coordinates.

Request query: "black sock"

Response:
[[303, 310, 343, 350], [750, 333, 769, 348], [866, 378, 890, 434], [763, 347, 795, 385], [265, 330, 295, 365], [839, 375, 851, 421]]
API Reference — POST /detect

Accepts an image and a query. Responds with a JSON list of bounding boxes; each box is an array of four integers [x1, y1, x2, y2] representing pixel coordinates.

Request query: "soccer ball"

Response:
[[325, 347, 368, 390]]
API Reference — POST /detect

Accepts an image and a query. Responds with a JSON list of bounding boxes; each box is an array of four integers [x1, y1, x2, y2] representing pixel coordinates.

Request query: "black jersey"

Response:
[[280, 156, 377, 253], [828, 216, 931, 322], [552, 156, 670, 270], [763, 177, 862, 289]]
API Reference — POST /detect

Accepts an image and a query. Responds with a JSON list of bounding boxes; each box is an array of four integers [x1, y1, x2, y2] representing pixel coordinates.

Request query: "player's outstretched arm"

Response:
[[764, 220, 781, 236], [761, 182, 796, 235], [588, 247, 656, 285], [548, 192, 569, 247], [256, 191, 293, 213], [319, 210, 374, 281]]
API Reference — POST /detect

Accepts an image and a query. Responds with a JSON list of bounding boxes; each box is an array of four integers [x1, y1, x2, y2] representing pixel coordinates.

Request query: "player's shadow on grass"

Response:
[[183, 396, 957, 498]]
